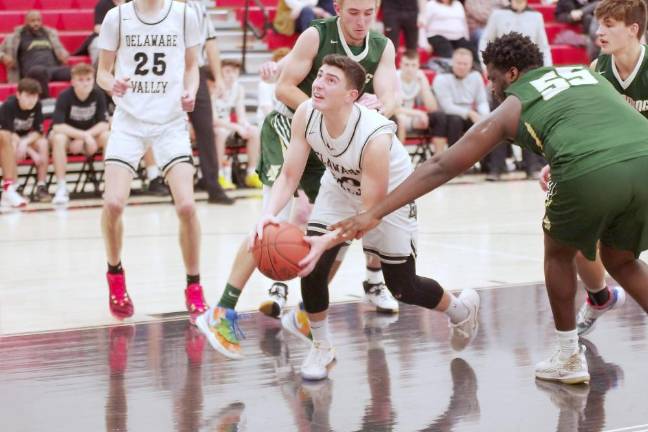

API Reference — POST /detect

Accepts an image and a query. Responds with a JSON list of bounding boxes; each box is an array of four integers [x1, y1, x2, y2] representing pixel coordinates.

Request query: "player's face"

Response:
[[72, 74, 95, 98], [399, 57, 420, 80], [451, 53, 473, 79], [596, 17, 639, 54], [25, 13, 42, 32], [486, 64, 513, 103], [222, 66, 240, 87], [336, 0, 377, 44], [312, 65, 357, 111], [16, 92, 39, 111]]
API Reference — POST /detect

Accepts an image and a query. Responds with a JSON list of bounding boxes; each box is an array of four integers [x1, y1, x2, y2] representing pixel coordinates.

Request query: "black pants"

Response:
[[446, 114, 473, 146], [188, 69, 222, 197], [301, 231, 444, 314], [296, 0, 336, 33], [427, 111, 447, 138], [427, 35, 474, 59], [481, 143, 508, 175], [24, 65, 71, 98], [383, 8, 418, 51]]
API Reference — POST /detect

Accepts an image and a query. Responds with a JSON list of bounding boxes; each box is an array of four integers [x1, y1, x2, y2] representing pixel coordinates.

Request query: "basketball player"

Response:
[[96, 0, 208, 323], [195, 0, 400, 359], [243, 55, 481, 380], [538, 0, 647, 337], [334, 33, 648, 384]]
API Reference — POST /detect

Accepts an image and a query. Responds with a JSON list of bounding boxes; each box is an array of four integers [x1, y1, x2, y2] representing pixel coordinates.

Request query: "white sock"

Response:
[[446, 294, 470, 324], [365, 266, 383, 285], [310, 318, 331, 347], [556, 329, 579, 360], [222, 164, 232, 180], [247, 167, 256, 175], [146, 166, 160, 181], [57, 180, 66, 190]]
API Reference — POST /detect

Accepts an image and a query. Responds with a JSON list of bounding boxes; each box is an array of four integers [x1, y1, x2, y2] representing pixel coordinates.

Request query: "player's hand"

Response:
[[539, 164, 551, 192], [298, 233, 335, 277], [357, 93, 384, 112], [571, 9, 584, 21], [112, 77, 130, 97], [181, 91, 195, 112], [330, 211, 381, 241], [259, 61, 279, 82], [2, 54, 15, 68], [248, 214, 281, 250]]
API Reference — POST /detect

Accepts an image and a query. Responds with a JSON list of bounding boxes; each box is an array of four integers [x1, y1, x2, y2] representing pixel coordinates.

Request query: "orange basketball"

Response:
[[252, 222, 311, 281]]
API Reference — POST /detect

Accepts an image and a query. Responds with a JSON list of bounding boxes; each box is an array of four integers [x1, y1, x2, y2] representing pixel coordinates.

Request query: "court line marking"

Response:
[[604, 425, 648, 432]]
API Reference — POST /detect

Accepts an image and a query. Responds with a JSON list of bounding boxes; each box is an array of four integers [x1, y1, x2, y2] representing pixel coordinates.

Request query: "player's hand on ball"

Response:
[[181, 91, 195, 112], [357, 93, 383, 111], [112, 77, 130, 97], [539, 164, 551, 192], [331, 211, 380, 241], [249, 214, 281, 250], [298, 234, 331, 277]]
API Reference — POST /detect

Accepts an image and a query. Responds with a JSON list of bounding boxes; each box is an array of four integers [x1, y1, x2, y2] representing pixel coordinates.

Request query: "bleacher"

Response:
[[0, 0, 591, 199]]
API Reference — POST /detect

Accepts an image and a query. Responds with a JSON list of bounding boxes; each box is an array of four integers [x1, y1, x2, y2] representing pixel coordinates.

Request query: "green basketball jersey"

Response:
[[297, 17, 388, 97], [505, 66, 648, 182], [595, 45, 648, 118]]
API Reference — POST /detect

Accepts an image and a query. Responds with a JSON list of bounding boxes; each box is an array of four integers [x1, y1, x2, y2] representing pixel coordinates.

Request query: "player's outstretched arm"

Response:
[[333, 96, 522, 238], [371, 40, 399, 118], [274, 28, 320, 111]]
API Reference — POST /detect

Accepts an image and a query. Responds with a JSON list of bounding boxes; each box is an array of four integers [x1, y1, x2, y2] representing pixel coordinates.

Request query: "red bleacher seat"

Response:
[[0, 11, 23, 33], [49, 81, 70, 98], [40, 0, 74, 9], [236, 6, 276, 29], [75, 0, 98, 7], [68, 55, 91, 66], [0, 63, 6, 83], [551, 44, 589, 65], [423, 69, 436, 85], [41, 10, 60, 28], [61, 10, 94, 31], [217, 0, 276, 6], [58, 31, 89, 52], [265, 30, 298, 50], [0, 0, 37, 10], [534, 4, 557, 23], [0, 83, 17, 100]]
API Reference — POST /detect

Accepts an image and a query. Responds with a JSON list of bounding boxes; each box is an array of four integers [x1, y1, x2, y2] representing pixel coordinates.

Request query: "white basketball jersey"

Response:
[[113, 1, 189, 124], [304, 101, 413, 201]]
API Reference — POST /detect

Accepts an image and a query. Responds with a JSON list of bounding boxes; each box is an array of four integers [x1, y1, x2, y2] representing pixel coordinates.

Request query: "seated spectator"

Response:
[[479, 0, 553, 67], [210, 59, 261, 190], [79, 0, 126, 65], [432, 48, 489, 146], [464, 0, 499, 49], [49, 64, 109, 205], [424, 0, 474, 59], [555, 0, 600, 59], [257, 48, 290, 126], [274, 0, 335, 35], [396, 50, 448, 155], [0, 10, 70, 97], [382, 0, 426, 51], [0, 78, 48, 205]]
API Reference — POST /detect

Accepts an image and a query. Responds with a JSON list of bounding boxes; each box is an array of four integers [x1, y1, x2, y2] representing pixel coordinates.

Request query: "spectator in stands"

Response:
[[424, 0, 474, 59], [257, 48, 290, 126], [86, 0, 127, 65], [0, 78, 48, 205], [382, 0, 427, 51], [49, 64, 109, 205], [210, 59, 261, 190], [464, 0, 499, 49], [396, 50, 448, 155], [433, 48, 489, 147], [1, 10, 70, 98], [555, 0, 600, 59], [274, 0, 336, 35], [479, 0, 553, 66]]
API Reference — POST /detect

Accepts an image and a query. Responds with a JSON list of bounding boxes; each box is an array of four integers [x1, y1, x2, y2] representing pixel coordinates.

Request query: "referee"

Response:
[[186, 0, 234, 204]]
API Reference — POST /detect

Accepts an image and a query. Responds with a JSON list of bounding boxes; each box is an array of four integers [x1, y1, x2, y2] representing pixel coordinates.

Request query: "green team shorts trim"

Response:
[[543, 156, 648, 260], [257, 110, 325, 203]]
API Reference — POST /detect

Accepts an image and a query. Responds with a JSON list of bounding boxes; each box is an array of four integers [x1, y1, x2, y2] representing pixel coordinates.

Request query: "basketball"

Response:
[[252, 222, 311, 281]]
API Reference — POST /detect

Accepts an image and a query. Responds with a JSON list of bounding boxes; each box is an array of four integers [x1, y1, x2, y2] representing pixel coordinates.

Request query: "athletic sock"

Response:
[[186, 274, 200, 286], [146, 166, 160, 181], [108, 262, 123, 274], [365, 266, 383, 286], [2, 179, 14, 191], [446, 294, 470, 323], [310, 318, 331, 347], [218, 283, 241, 310], [556, 329, 579, 360], [587, 286, 610, 306]]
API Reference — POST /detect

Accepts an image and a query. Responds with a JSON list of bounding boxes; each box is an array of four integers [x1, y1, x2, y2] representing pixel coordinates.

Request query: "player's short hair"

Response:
[[402, 49, 419, 62], [272, 47, 290, 62], [17, 78, 41, 95], [336, 0, 380, 8], [71, 63, 95, 77], [222, 59, 242, 69], [595, 0, 647, 39], [482, 32, 543, 72], [322, 54, 366, 95]]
